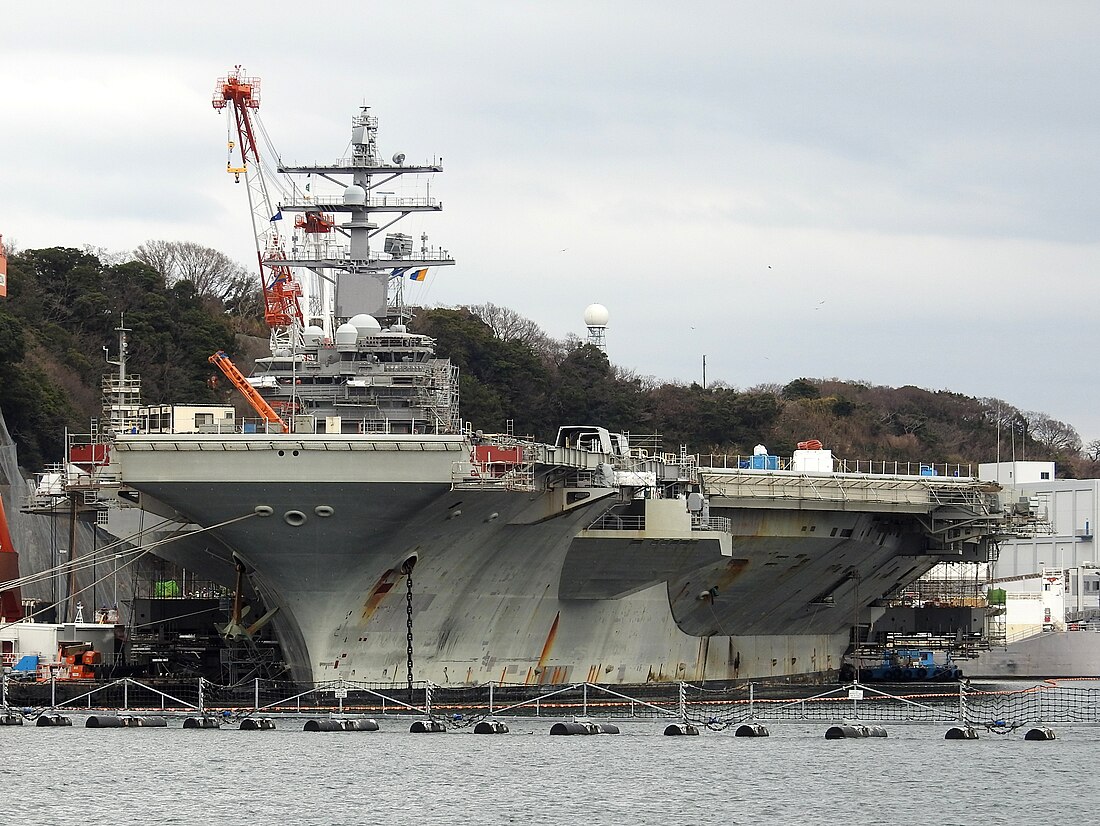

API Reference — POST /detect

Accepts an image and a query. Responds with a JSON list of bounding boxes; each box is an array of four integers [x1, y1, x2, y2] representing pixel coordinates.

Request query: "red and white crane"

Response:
[[213, 67, 303, 351]]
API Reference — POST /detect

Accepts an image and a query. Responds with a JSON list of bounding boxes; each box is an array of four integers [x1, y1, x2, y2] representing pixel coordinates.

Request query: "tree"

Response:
[[135, 240, 256, 309], [1026, 412, 1082, 454], [467, 302, 564, 364], [782, 378, 820, 400], [1086, 440, 1100, 462]]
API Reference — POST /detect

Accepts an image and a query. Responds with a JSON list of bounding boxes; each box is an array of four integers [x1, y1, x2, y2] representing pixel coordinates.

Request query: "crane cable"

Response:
[[0, 510, 261, 634], [0, 514, 178, 592]]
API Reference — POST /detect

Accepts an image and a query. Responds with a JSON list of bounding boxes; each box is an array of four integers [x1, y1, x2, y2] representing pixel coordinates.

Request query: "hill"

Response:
[[0, 246, 1096, 478]]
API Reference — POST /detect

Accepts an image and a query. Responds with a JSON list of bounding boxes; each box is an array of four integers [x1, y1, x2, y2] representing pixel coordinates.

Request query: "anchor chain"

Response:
[[403, 559, 415, 705]]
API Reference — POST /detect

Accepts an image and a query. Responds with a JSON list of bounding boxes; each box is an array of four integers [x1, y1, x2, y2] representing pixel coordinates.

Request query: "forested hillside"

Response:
[[1, 245, 1097, 477], [0, 246, 235, 466]]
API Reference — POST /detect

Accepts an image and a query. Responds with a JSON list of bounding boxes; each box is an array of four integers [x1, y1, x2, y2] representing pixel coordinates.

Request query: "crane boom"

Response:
[[208, 351, 287, 433], [212, 67, 303, 350]]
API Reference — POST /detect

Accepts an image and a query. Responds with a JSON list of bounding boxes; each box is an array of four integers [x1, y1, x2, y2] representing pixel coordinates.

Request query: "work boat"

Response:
[[113, 89, 1014, 687]]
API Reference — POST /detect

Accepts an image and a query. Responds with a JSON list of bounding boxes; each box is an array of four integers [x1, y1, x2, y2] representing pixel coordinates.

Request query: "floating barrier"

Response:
[[0, 713, 23, 726], [182, 717, 221, 729], [128, 716, 168, 728], [410, 719, 447, 733], [85, 715, 169, 728], [945, 726, 979, 740], [663, 722, 700, 736], [824, 724, 887, 739], [304, 718, 379, 732], [36, 714, 73, 727], [473, 720, 509, 734], [549, 721, 620, 736], [1024, 727, 1056, 741], [734, 723, 770, 737], [240, 718, 277, 731]]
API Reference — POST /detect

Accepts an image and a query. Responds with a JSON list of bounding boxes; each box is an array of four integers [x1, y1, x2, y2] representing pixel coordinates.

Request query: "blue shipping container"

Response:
[[751, 455, 779, 470]]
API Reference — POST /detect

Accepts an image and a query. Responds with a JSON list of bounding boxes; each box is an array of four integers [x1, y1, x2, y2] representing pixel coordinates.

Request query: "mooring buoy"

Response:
[[182, 716, 220, 729], [473, 720, 509, 734], [945, 726, 979, 740], [1024, 727, 1056, 741], [734, 723, 770, 737], [663, 722, 700, 736], [240, 718, 277, 730], [825, 724, 887, 739]]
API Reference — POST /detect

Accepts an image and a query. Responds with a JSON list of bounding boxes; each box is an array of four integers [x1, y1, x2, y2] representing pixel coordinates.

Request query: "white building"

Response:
[[137, 405, 235, 434], [979, 461, 1100, 622]]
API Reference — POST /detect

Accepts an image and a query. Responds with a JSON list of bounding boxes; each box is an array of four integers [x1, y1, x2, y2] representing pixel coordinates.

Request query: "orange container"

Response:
[[82, 650, 101, 665], [64, 654, 77, 665]]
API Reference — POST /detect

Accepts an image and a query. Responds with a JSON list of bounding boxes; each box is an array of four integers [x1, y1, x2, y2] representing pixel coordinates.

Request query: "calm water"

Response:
[[1, 715, 1092, 825]]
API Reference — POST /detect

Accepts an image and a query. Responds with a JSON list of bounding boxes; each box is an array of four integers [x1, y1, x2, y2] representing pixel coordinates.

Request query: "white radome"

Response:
[[584, 303, 609, 328]]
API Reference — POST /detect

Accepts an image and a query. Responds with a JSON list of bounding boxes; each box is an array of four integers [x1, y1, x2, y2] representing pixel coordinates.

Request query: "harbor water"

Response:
[[2, 715, 1094, 825]]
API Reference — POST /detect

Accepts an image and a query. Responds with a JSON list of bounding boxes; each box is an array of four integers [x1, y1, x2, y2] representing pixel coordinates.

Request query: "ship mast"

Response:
[[277, 106, 455, 328], [102, 315, 141, 437]]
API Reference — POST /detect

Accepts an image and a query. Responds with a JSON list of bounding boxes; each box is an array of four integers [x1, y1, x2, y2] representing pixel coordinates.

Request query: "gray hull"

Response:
[[113, 434, 976, 686], [968, 631, 1100, 678]]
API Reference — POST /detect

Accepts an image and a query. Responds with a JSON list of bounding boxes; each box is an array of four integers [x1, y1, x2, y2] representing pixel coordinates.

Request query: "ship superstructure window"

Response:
[[195, 413, 215, 428]]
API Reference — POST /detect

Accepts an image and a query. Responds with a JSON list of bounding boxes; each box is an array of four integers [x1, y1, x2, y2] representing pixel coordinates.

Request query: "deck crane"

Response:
[[208, 351, 287, 433], [212, 67, 304, 351]]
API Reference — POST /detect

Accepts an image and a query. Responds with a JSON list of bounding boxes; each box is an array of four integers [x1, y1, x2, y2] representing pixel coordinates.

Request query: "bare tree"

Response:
[[978, 397, 1023, 431], [81, 244, 130, 267], [468, 301, 566, 363], [468, 302, 544, 342], [1085, 439, 1100, 461], [136, 240, 255, 304], [1025, 412, 1082, 454]]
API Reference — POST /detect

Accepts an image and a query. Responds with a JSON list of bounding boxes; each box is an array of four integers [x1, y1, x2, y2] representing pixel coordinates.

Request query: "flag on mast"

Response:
[[409, 268, 428, 281]]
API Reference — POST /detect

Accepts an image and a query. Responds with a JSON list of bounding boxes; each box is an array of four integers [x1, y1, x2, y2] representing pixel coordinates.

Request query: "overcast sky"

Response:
[[2, 2, 1098, 446]]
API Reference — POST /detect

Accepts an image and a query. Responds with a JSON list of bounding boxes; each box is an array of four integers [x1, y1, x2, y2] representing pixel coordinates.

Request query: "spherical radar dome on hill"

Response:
[[584, 303, 609, 328]]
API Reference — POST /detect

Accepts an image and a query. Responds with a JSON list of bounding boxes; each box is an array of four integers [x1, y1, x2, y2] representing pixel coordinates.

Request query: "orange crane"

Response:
[[208, 351, 287, 433], [212, 67, 303, 349]]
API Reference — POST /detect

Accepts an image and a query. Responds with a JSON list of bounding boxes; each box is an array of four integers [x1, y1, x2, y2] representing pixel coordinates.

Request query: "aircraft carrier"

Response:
[[108, 71, 1016, 687]]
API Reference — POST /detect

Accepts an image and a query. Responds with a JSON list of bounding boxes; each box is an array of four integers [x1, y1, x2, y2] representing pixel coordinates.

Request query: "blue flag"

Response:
[[270, 210, 283, 222]]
